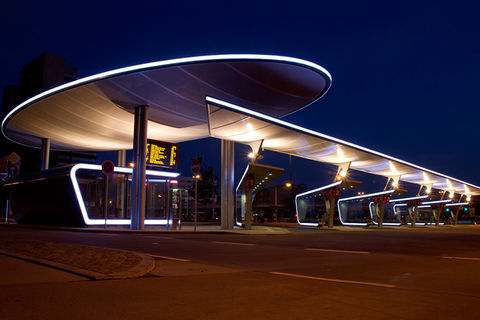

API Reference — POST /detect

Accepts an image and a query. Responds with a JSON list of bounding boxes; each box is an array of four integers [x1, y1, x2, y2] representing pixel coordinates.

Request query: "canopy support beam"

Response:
[[131, 105, 148, 230]]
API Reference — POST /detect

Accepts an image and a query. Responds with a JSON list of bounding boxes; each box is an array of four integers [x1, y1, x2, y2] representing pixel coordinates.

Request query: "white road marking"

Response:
[[211, 241, 256, 247], [443, 256, 480, 261], [305, 248, 370, 254], [149, 254, 191, 262], [145, 236, 175, 240], [270, 272, 396, 288]]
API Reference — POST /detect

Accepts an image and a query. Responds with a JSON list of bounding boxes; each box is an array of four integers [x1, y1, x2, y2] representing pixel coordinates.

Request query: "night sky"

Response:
[[1, 0, 479, 189]]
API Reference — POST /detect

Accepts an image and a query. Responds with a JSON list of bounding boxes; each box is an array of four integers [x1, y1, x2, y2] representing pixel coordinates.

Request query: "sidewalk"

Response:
[[0, 222, 292, 235], [0, 239, 154, 280]]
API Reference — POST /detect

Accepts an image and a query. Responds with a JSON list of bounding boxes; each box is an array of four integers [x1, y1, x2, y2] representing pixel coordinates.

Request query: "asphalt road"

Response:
[[2, 226, 480, 319]]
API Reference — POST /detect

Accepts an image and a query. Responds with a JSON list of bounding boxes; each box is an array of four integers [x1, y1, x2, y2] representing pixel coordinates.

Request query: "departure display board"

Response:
[[146, 139, 178, 169]]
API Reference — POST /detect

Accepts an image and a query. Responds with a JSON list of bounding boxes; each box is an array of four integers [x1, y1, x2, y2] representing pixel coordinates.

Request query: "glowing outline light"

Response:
[[234, 165, 251, 227], [367, 195, 429, 227], [368, 202, 401, 226], [70, 163, 179, 225], [2, 54, 332, 146], [393, 199, 452, 225], [295, 181, 343, 226], [336, 190, 395, 226], [446, 202, 469, 207], [206, 96, 480, 194]]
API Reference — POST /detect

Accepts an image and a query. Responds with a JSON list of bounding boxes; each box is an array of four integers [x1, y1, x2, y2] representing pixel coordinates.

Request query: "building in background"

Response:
[[1, 53, 96, 173]]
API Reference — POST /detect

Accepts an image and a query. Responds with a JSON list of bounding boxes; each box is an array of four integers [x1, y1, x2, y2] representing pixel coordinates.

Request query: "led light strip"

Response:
[[206, 96, 480, 194], [235, 165, 251, 226], [70, 163, 179, 225], [295, 181, 343, 226], [446, 202, 469, 207], [389, 195, 429, 203], [1, 54, 332, 143]]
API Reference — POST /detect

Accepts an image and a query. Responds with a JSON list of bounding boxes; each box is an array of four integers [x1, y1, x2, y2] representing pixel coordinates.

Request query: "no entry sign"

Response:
[[102, 160, 115, 175], [191, 157, 202, 174]]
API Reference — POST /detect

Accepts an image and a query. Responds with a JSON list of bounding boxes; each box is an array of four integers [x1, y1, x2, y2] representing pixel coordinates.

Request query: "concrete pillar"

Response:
[[131, 105, 148, 230], [377, 202, 386, 228], [221, 140, 235, 229], [40, 138, 50, 170], [325, 198, 335, 228], [408, 206, 418, 227], [434, 209, 441, 226]]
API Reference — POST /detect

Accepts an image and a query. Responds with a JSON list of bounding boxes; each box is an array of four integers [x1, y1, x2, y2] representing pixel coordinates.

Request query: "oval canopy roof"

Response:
[[1, 54, 331, 151]]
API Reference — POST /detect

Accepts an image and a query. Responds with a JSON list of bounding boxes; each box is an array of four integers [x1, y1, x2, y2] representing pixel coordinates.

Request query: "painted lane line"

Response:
[[211, 241, 256, 247], [270, 272, 396, 288], [148, 254, 191, 262], [305, 248, 370, 255], [443, 256, 480, 261], [145, 236, 175, 240]]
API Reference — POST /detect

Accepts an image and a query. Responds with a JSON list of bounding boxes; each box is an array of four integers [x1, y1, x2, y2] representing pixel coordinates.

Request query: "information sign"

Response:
[[146, 139, 179, 169]]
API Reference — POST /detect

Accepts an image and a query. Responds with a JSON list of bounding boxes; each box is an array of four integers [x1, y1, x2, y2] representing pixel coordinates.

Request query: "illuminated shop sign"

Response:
[[146, 139, 178, 169]]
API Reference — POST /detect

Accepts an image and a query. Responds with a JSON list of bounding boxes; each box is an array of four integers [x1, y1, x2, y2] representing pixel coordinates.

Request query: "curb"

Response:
[[0, 247, 155, 280], [0, 223, 291, 235]]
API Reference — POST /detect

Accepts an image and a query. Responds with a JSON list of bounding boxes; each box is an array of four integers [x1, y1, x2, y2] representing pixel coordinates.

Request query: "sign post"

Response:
[[194, 175, 198, 232], [191, 158, 202, 232], [102, 160, 115, 228]]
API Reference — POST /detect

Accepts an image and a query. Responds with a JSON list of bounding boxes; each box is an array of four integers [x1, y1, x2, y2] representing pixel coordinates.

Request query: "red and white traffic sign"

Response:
[[191, 157, 201, 174], [102, 160, 115, 175]]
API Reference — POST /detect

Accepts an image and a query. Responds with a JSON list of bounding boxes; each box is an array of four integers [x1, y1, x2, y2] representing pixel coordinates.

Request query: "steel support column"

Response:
[[40, 138, 50, 171], [221, 140, 235, 229], [131, 105, 148, 230], [117, 150, 126, 167]]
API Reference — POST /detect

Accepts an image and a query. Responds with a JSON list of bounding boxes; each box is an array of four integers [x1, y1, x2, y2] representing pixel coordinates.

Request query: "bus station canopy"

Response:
[[206, 97, 480, 196], [2, 54, 331, 151], [2, 54, 479, 196]]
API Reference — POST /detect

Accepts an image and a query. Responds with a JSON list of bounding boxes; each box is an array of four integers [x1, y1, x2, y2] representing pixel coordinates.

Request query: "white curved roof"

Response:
[[206, 96, 480, 196], [1, 54, 331, 151], [2, 54, 478, 196]]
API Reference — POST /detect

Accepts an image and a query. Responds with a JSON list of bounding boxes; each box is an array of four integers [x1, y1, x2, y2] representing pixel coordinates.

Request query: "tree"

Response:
[[197, 165, 218, 220]]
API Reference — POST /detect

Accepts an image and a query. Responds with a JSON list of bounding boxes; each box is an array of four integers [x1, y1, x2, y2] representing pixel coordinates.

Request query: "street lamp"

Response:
[[193, 174, 201, 231]]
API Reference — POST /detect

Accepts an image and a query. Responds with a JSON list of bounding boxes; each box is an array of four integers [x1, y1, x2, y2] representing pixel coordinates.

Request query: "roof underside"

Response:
[[2, 55, 331, 151]]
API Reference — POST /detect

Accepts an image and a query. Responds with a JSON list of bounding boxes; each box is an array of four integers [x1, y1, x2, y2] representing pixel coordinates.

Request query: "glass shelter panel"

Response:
[[296, 193, 326, 225]]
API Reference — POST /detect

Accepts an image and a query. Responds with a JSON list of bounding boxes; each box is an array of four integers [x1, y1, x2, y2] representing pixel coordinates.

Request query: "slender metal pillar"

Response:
[[131, 105, 148, 230], [117, 150, 126, 167], [116, 150, 126, 218], [40, 138, 50, 170], [221, 140, 235, 229]]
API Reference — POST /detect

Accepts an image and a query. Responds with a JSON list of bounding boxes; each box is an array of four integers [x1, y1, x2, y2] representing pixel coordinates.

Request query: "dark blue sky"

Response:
[[1, 0, 479, 188]]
